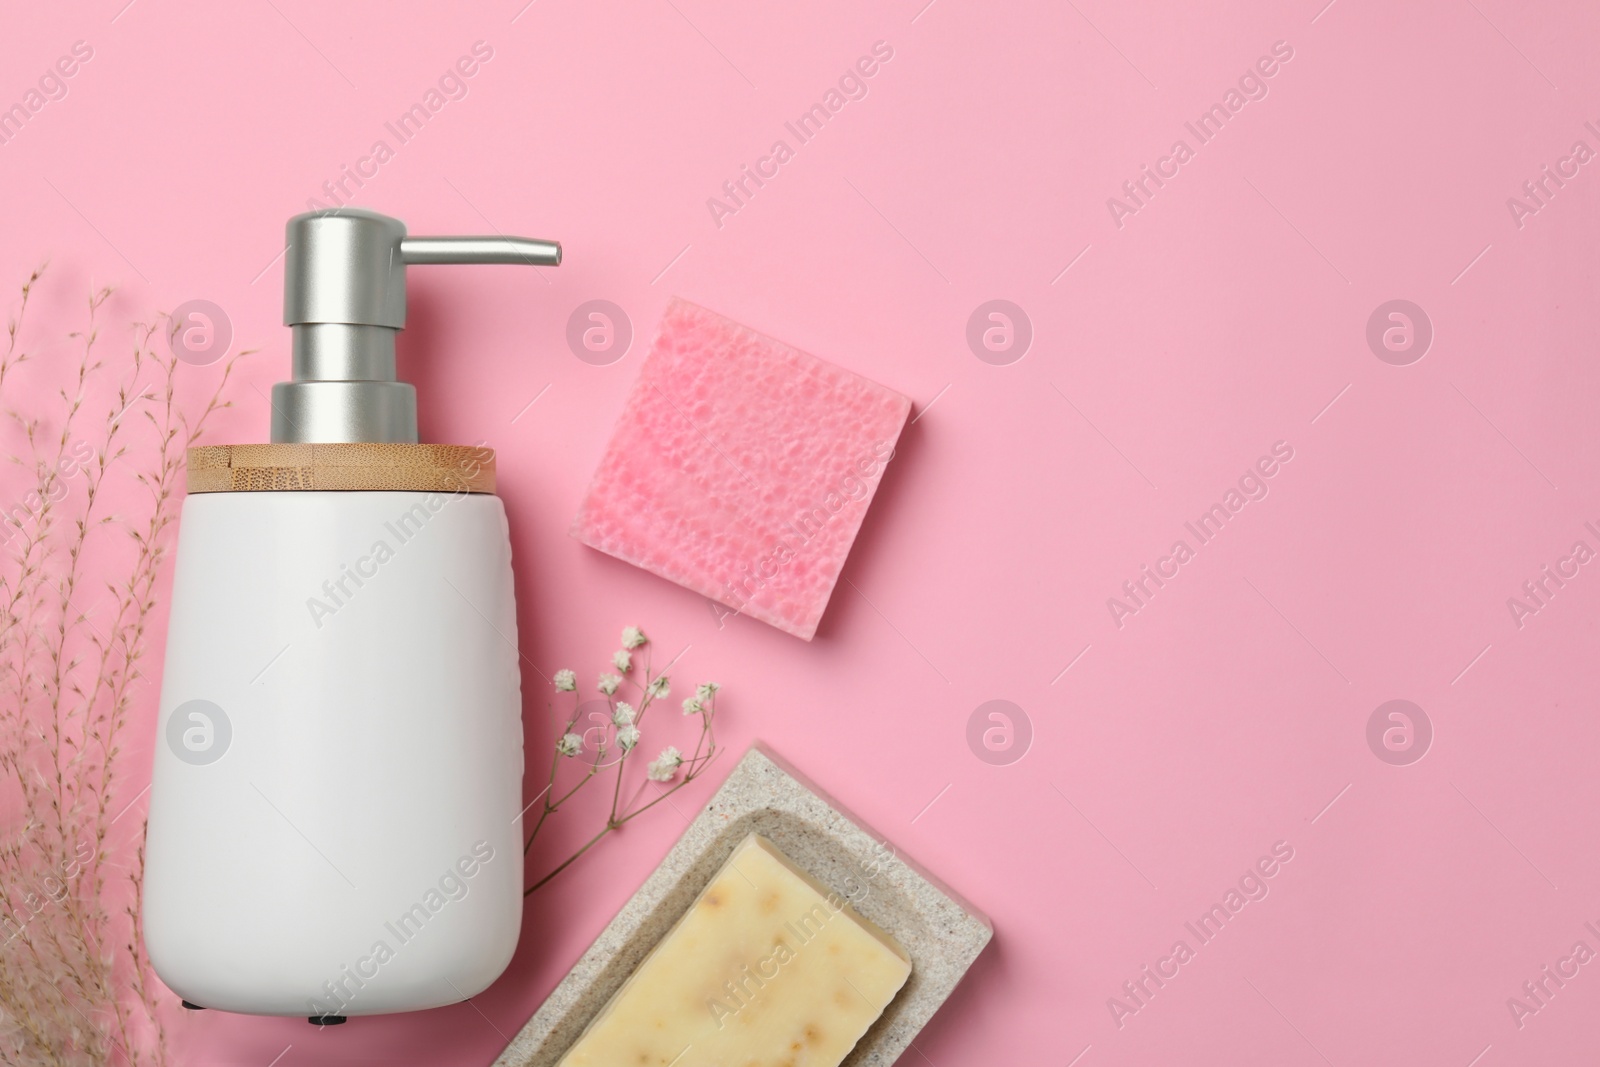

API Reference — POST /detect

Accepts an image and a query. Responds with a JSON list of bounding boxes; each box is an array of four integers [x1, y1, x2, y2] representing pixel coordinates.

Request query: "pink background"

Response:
[[4, 0, 1600, 1063]]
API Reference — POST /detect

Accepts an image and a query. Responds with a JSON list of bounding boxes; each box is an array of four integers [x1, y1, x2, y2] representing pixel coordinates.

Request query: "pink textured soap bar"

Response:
[[572, 299, 910, 640]]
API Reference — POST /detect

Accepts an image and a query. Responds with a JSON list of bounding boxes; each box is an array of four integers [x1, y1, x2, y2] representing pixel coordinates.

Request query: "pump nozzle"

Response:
[[400, 236, 561, 267], [273, 209, 562, 444]]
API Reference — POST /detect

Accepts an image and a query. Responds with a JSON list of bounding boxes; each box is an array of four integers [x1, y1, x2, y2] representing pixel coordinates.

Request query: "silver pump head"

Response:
[[274, 208, 561, 444]]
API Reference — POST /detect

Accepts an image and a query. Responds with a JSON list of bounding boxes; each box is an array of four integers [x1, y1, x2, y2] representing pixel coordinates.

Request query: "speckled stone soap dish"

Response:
[[493, 742, 992, 1067]]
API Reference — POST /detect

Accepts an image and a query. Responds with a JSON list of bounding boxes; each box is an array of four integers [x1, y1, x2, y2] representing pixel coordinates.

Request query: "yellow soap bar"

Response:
[[558, 833, 912, 1067]]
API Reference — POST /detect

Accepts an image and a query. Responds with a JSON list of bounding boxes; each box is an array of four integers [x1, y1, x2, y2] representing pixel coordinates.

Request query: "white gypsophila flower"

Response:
[[681, 697, 703, 716], [695, 682, 720, 702], [621, 626, 647, 650], [617, 724, 641, 752], [646, 675, 670, 699], [647, 745, 683, 782], [553, 669, 576, 692], [598, 673, 622, 696], [613, 649, 633, 672], [556, 733, 583, 757], [612, 701, 636, 726]]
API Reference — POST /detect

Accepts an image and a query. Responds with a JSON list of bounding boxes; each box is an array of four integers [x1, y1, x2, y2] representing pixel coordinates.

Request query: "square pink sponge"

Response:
[[572, 298, 910, 640]]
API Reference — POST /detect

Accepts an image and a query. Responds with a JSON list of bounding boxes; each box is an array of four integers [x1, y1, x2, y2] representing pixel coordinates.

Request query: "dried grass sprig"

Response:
[[0, 269, 243, 1067]]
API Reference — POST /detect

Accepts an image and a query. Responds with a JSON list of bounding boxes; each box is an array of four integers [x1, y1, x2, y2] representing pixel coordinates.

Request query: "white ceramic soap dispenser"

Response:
[[143, 209, 559, 1022]]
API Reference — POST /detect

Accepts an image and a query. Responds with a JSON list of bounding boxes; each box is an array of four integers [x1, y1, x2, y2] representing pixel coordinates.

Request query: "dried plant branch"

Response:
[[0, 271, 242, 1067], [523, 627, 721, 895]]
